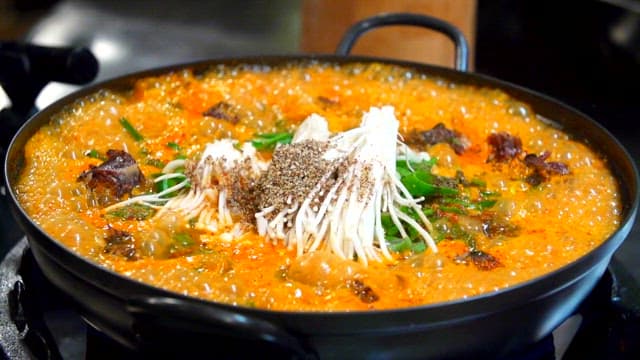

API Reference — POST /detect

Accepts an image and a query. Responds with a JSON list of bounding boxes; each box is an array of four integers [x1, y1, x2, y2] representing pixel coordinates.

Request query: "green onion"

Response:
[[173, 232, 194, 247], [438, 206, 466, 215], [380, 213, 397, 236], [411, 241, 427, 253], [85, 149, 106, 161], [387, 236, 412, 252], [155, 174, 189, 198], [145, 158, 166, 169], [251, 132, 293, 151], [476, 199, 497, 210], [119, 117, 144, 141], [167, 142, 181, 151], [169, 232, 197, 256], [401, 173, 458, 197], [166, 142, 187, 159], [422, 207, 436, 218], [105, 203, 156, 220], [469, 178, 487, 187], [396, 159, 458, 198]]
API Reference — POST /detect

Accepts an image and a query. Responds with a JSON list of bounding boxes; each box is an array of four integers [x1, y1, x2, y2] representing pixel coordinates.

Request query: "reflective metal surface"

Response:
[[24, 0, 302, 108]]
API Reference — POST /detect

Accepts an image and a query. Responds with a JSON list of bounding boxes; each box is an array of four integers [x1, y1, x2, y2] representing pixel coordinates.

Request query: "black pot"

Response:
[[4, 14, 639, 359]]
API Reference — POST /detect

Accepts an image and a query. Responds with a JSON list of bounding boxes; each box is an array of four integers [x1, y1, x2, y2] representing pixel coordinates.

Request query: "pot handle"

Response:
[[0, 42, 99, 116], [335, 13, 470, 72], [126, 296, 316, 359]]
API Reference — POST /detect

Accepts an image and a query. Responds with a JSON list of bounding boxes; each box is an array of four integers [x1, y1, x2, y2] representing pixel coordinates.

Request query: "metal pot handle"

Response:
[[0, 43, 99, 153], [0, 42, 99, 115], [335, 13, 470, 72], [126, 296, 316, 359]]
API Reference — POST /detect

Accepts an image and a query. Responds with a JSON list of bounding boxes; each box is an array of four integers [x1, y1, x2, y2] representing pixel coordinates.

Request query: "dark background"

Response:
[[476, 0, 639, 134]]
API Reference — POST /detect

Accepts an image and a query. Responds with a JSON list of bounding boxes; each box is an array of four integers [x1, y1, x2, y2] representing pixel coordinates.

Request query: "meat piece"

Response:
[[317, 95, 339, 106], [456, 250, 502, 271], [523, 151, 569, 185], [468, 250, 502, 271], [410, 123, 471, 154], [78, 149, 145, 202], [481, 214, 520, 238], [524, 151, 569, 174], [104, 227, 138, 260], [203, 101, 239, 124], [487, 132, 522, 162], [525, 172, 546, 186], [347, 279, 379, 304]]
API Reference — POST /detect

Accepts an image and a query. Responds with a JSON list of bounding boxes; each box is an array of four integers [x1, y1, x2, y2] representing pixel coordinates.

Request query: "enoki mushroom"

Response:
[[256, 106, 437, 265], [107, 106, 437, 265]]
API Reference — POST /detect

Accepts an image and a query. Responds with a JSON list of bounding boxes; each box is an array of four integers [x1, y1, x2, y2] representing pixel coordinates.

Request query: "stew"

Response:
[[15, 61, 621, 311]]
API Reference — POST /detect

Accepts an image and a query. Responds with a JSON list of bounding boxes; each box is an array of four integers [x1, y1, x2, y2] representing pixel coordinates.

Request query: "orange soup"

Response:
[[15, 62, 621, 311]]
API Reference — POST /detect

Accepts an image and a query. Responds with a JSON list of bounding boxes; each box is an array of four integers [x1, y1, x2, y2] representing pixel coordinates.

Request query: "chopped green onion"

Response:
[[480, 190, 499, 197], [145, 158, 166, 169], [411, 241, 427, 253], [401, 173, 458, 197], [387, 236, 412, 252], [173, 232, 194, 247], [155, 174, 189, 198], [422, 207, 436, 218], [105, 203, 156, 220], [476, 199, 497, 210], [84, 149, 106, 161], [167, 142, 181, 151], [119, 117, 144, 141], [251, 132, 293, 151], [396, 159, 458, 198], [169, 232, 197, 256], [469, 178, 487, 187], [439, 206, 466, 215]]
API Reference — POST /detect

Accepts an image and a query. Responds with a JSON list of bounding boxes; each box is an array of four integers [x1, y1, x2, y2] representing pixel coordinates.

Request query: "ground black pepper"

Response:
[[256, 140, 333, 220]]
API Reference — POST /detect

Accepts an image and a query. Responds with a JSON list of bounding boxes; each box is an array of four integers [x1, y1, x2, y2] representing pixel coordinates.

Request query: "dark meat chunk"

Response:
[[410, 123, 471, 155], [77, 149, 145, 203], [481, 214, 520, 238], [524, 151, 569, 174], [487, 132, 522, 162], [468, 250, 502, 271], [317, 95, 339, 106], [523, 151, 569, 185], [203, 101, 239, 124], [104, 227, 138, 260], [456, 250, 502, 271], [347, 279, 379, 304], [525, 172, 546, 186]]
